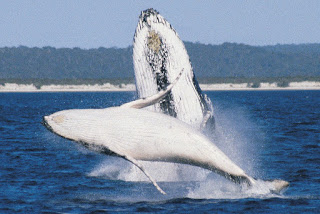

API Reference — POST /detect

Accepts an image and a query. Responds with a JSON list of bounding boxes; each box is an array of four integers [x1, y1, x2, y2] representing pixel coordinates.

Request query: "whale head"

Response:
[[139, 8, 160, 28], [43, 109, 109, 142], [43, 110, 78, 141]]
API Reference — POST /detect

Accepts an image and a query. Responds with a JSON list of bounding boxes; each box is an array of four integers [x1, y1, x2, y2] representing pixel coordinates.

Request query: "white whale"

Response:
[[133, 8, 214, 130], [43, 71, 289, 195]]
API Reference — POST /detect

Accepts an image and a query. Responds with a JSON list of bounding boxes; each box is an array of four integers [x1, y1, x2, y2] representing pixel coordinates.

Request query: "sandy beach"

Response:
[[1, 82, 320, 92]]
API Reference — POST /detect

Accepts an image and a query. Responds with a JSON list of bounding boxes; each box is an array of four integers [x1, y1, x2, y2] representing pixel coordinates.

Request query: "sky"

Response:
[[1, 0, 320, 49]]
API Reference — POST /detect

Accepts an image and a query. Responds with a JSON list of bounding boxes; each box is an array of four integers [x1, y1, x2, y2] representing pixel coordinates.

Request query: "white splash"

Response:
[[89, 157, 209, 182], [187, 178, 285, 199]]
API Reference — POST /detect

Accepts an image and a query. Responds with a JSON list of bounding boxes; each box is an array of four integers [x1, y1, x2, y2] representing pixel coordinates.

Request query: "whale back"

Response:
[[133, 8, 214, 129]]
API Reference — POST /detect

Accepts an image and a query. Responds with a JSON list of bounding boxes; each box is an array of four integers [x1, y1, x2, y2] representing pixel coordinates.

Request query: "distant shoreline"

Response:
[[1, 82, 320, 92]]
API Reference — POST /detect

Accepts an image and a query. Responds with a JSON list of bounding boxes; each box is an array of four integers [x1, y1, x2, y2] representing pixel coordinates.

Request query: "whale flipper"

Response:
[[200, 110, 214, 130], [98, 142, 167, 195], [120, 69, 183, 109], [121, 154, 166, 195], [133, 8, 215, 129]]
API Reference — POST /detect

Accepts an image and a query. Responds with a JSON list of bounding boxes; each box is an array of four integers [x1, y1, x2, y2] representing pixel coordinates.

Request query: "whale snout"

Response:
[[43, 114, 65, 131], [140, 8, 159, 19], [138, 8, 161, 28], [42, 115, 53, 130], [43, 115, 49, 121], [43, 114, 66, 124]]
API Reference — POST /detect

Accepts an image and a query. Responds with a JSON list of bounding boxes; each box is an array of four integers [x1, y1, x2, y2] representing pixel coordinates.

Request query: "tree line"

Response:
[[0, 42, 319, 84]]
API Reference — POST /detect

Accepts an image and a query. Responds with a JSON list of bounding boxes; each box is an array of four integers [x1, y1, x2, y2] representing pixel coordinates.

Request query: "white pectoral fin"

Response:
[[120, 69, 184, 109], [105, 145, 166, 194], [200, 110, 213, 130], [120, 154, 166, 195]]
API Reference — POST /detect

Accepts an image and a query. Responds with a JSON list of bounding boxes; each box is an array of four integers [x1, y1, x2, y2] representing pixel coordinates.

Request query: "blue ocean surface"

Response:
[[0, 91, 319, 213]]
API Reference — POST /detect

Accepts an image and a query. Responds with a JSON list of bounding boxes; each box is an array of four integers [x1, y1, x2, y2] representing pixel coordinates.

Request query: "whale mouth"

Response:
[[138, 8, 164, 29], [42, 116, 54, 133]]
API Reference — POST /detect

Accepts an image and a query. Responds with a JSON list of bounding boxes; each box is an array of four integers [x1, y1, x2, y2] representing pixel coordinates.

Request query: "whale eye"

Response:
[[53, 115, 65, 124], [147, 30, 161, 53]]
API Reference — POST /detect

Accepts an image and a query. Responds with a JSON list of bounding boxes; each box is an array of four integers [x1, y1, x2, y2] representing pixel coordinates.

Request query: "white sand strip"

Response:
[[0, 82, 320, 92]]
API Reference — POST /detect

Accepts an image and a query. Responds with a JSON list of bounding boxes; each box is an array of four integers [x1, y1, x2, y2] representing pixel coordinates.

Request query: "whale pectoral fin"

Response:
[[200, 110, 213, 130], [120, 69, 184, 109], [120, 154, 166, 195], [102, 144, 166, 194]]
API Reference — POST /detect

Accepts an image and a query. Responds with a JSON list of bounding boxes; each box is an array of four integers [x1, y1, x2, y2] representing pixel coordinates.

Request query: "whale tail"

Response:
[[244, 177, 289, 194], [264, 179, 290, 194], [229, 175, 289, 194]]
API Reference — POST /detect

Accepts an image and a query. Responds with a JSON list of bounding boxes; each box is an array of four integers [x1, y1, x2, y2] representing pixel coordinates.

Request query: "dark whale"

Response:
[[133, 8, 215, 130]]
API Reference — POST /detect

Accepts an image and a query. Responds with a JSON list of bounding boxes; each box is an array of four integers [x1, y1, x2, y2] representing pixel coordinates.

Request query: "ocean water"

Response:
[[0, 90, 319, 213]]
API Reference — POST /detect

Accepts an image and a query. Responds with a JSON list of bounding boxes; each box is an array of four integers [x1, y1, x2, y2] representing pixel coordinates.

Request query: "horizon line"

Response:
[[1, 41, 320, 50]]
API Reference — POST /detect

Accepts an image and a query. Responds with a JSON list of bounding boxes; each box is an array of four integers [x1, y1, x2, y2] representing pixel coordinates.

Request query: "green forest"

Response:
[[0, 42, 319, 85]]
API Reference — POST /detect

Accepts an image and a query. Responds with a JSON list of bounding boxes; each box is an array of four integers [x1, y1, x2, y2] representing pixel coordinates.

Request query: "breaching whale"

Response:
[[43, 70, 289, 195], [133, 8, 214, 130]]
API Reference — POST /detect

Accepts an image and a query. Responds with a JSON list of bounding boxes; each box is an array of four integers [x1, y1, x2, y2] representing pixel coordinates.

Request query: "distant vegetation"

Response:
[[0, 42, 319, 86], [0, 78, 134, 89]]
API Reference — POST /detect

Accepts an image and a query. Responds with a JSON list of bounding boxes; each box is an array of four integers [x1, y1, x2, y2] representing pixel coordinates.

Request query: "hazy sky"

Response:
[[1, 0, 319, 48]]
